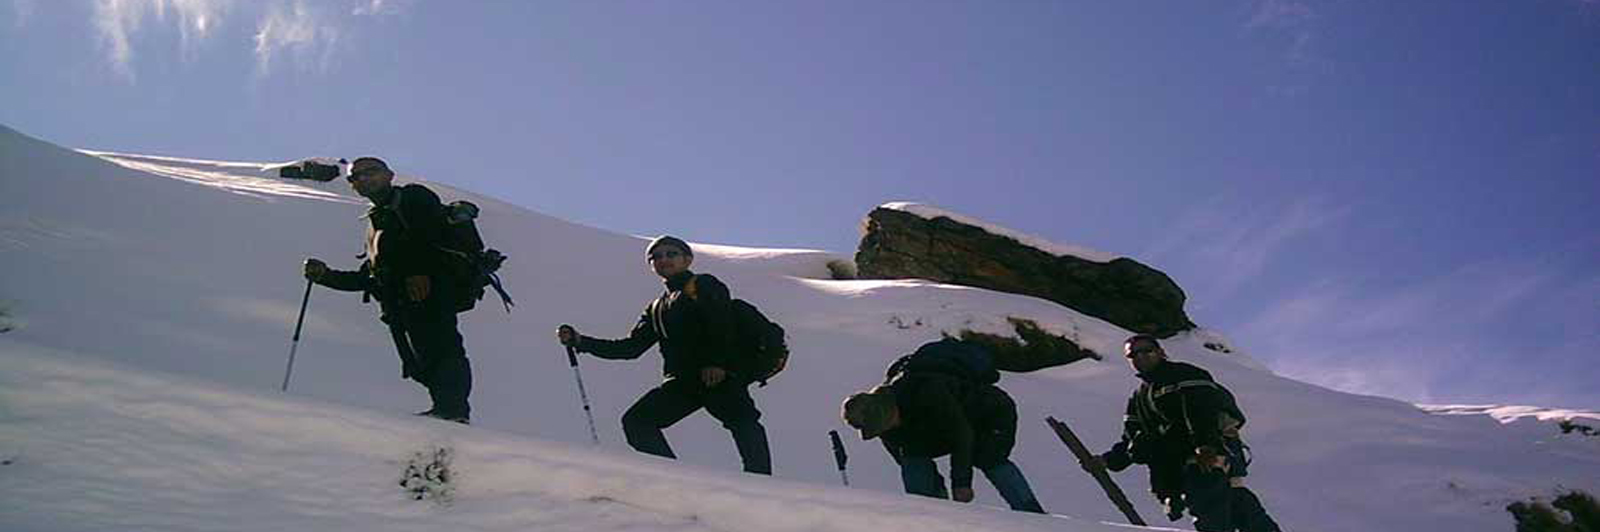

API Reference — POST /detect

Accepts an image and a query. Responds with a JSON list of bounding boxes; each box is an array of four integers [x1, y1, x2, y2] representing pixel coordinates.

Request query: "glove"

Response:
[[1161, 495, 1187, 521], [1194, 445, 1227, 473], [303, 258, 328, 281], [1081, 453, 1108, 473], [557, 324, 580, 347]]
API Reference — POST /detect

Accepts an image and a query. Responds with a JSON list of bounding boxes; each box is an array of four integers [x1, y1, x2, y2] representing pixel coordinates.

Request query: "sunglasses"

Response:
[[648, 249, 684, 261], [347, 167, 387, 182], [1126, 347, 1161, 359]]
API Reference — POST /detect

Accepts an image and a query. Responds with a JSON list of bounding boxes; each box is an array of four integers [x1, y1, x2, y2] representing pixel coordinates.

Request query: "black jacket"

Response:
[[878, 374, 1017, 490], [1104, 360, 1245, 496], [314, 184, 453, 317], [576, 271, 740, 380]]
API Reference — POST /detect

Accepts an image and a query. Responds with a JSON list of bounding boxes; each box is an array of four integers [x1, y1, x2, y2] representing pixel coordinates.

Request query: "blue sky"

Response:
[[3, 0, 1597, 409]]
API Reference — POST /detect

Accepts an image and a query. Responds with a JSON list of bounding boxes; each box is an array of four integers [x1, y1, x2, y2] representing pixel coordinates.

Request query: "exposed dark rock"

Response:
[[1507, 490, 1600, 532], [825, 259, 857, 280], [1559, 420, 1598, 438], [954, 317, 1103, 372], [857, 207, 1195, 337]]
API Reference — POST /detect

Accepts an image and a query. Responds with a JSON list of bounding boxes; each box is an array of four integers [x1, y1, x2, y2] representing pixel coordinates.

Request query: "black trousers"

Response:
[[1182, 440, 1281, 532], [387, 300, 472, 420], [621, 376, 772, 475]]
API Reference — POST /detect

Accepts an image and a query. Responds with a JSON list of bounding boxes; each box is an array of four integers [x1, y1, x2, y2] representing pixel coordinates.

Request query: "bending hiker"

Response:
[[841, 338, 1046, 513], [303, 157, 473, 424], [557, 236, 774, 475], [1084, 334, 1281, 532]]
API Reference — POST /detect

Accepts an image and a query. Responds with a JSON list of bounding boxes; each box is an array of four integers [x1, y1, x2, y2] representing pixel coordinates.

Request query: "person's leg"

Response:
[[899, 456, 948, 499], [972, 386, 1042, 512], [701, 381, 772, 475], [1182, 463, 1236, 532], [979, 460, 1046, 513], [620, 379, 702, 459], [420, 356, 472, 421], [399, 307, 470, 420], [1230, 486, 1282, 532], [1219, 439, 1279, 531]]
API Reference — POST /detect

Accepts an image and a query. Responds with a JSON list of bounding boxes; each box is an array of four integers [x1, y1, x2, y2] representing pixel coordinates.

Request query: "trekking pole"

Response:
[[281, 278, 314, 392], [1046, 416, 1146, 526], [566, 345, 600, 445], [829, 430, 850, 486]]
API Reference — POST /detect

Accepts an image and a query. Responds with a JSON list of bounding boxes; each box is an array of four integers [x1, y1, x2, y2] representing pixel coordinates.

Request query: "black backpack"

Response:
[[391, 185, 513, 313], [730, 299, 788, 386], [884, 338, 1000, 386], [435, 200, 513, 313]]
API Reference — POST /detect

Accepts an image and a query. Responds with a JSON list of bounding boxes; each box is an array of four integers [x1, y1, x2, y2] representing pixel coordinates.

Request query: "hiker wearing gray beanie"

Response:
[[556, 234, 774, 475], [646, 235, 692, 258]]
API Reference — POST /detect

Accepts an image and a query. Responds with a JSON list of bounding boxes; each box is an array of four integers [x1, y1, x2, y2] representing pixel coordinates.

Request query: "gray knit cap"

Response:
[[646, 235, 692, 257], [842, 389, 897, 440]]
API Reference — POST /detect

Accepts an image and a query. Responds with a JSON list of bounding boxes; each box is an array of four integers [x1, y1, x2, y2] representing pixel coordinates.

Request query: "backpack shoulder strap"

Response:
[[650, 292, 670, 340]]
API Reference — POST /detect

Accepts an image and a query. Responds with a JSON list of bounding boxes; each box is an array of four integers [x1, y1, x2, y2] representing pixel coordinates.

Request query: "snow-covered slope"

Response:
[[2, 124, 1596, 531], [1, 341, 1132, 532]]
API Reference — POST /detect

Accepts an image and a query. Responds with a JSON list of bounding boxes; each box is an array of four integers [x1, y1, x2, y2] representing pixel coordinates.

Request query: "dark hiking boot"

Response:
[[416, 410, 469, 424]]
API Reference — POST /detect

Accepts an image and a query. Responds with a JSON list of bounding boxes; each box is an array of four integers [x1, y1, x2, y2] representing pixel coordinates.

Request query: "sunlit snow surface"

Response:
[[0, 342, 1138, 532]]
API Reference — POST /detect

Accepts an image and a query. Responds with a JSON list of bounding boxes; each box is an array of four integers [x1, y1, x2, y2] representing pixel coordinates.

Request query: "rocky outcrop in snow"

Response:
[[855, 204, 1195, 337]]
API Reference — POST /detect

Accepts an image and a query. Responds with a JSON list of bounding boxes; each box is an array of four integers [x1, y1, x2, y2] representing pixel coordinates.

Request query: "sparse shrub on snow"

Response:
[[1507, 490, 1600, 532], [400, 446, 455, 504]]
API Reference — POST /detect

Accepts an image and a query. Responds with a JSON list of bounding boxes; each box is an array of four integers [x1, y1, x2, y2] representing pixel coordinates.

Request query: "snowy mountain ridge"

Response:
[[2, 123, 1597, 532]]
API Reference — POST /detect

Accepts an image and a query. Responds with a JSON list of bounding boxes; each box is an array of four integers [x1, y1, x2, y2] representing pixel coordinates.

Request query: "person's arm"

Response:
[[1101, 394, 1143, 472], [576, 305, 660, 360], [305, 258, 370, 292]]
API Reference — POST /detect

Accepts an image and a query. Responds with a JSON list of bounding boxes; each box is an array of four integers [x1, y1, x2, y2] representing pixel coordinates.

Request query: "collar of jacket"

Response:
[[663, 270, 695, 291], [1135, 360, 1175, 383], [359, 187, 399, 218]]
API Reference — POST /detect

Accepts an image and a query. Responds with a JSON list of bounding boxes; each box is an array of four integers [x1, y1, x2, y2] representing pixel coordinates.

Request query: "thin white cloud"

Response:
[[1243, 0, 1326, 93], [11, 0, 36, 27], [253, 0, 341, 76], [1247, 0, 1315, 30], [1144, 194, 1350, 302], [171, 0, 230, 62], [94, 0, 147, 80], [82, 0, 402, 80], [92, 0, 230, 81], [1240, 257, 1594, 405], [352, 0, 405, 17]]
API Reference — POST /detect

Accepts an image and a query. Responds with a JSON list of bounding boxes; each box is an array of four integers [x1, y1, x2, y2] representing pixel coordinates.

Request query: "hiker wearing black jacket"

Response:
[[303, 157, 472, 423], [1086, 334, 1280, 532], [841, 341, 1045, 513], [557, 236, 773, 475]]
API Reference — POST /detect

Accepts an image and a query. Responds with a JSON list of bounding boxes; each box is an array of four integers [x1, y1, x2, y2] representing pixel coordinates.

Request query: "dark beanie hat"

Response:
[[646, 235, 692, 257]]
